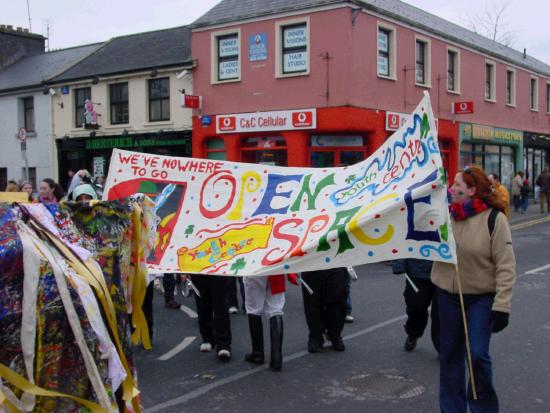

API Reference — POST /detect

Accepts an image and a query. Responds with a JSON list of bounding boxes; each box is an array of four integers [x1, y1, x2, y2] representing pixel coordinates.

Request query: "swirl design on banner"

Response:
[[419, 244, 452, 260], [331, 113, 435, 206]]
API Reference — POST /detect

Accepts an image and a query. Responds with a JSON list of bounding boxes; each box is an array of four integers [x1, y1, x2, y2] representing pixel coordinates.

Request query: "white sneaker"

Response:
[[229, 306, 238, 314], [345, 315, 354, 323], [200, 342, 212, 352], [217, 349, 231, 360]]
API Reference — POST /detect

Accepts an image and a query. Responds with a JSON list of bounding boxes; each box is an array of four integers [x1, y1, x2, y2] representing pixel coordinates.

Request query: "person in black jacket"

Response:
[[392, 259, 439, 352]]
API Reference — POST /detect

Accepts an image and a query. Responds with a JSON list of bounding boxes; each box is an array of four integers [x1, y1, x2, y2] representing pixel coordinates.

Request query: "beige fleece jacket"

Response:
[[431, 209, 516, 313]]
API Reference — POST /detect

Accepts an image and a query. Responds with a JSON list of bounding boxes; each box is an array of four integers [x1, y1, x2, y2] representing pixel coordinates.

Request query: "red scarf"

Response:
[[450, 198, 489, 221]]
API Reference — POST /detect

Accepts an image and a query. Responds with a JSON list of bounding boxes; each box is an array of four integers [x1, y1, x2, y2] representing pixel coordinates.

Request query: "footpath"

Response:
[[509, 199, 550, 228]]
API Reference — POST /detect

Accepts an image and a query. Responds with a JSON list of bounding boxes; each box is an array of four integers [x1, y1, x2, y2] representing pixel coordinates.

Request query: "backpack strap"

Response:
[[488, 208, 499, 237]]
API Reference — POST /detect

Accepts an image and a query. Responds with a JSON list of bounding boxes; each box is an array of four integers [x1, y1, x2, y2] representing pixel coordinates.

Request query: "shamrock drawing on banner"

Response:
[[230, 257, 247, 275]]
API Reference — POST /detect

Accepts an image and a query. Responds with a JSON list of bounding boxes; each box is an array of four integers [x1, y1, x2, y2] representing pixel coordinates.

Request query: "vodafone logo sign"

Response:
[[216, 109, 316, 134], [292, 111, 313, 127], [218, 116, 236, 131], [452, 101, 474, 115]]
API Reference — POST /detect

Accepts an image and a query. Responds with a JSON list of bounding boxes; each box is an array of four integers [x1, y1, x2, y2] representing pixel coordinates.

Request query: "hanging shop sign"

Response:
[[452, 101, 474, 115], [180, 94, 202, 109], [386, 112, 438, 131], [216, 109, 316, 134]]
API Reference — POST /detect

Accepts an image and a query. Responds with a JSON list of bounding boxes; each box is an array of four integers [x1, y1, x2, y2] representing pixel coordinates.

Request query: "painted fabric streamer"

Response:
[[104, 93, 456, 276], [0, 198, 153, 413]]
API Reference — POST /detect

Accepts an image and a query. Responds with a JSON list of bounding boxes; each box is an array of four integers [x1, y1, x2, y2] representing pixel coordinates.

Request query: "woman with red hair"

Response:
[[432, 166, 516, 413]]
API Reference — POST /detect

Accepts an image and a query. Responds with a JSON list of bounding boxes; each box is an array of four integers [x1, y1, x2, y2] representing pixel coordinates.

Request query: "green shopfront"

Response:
[[56, 131, 191, 189], [459, 123, 523, 189]]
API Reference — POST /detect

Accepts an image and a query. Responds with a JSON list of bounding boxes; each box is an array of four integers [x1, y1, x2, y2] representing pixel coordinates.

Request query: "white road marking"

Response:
[[157, 336, 196, 361], [524, 264, 550, 275], [180, 304, 198, 318], [144, 314, 407, 412]]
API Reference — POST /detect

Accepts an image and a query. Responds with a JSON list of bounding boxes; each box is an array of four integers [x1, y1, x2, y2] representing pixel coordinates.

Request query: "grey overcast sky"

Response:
[[3, 0, 550, 65]]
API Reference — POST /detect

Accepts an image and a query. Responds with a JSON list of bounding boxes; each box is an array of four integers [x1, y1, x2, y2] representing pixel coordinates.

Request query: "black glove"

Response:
[[491, 311, 509, 333]]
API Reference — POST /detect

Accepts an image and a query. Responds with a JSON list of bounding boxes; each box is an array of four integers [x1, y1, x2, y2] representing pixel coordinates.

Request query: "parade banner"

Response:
[[103, 93, 456, 276]]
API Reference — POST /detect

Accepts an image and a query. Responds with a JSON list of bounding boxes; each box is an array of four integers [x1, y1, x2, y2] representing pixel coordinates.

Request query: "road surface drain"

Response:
[[343, 373, 425, 400]]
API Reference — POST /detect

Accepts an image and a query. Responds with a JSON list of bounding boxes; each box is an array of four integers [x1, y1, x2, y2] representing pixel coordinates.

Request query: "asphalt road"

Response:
[[136, 218, 550, 413]]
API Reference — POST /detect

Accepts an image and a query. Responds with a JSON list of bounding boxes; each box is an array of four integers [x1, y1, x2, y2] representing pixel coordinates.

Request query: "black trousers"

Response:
[[191, 274, 232, 350], [163, 273, 177, 304], [301, 267, 348, 342], [227, 276, 246, 309], [142, 282, 155, 338], [403, 277, 440, 351]]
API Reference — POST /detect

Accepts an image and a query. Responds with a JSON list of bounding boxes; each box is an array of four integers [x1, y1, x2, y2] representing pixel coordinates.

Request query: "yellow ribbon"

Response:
[[130, 203, 152, 350], [29, 221, 141, 409], [0, 363, 107, 413]]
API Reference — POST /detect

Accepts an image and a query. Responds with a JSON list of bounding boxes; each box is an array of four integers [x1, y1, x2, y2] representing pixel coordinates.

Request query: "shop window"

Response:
[[506, 69, 516, 106], [22, 97, 35, 132], [485, 61, 496, 101], [0, 167, 6, 190], [276, 18, 309, 77], [446, 48, 460, 93], [74, 87, 91, 127], [212, 30, 240, 83], [415, 37, 431, 87], [206, 138, 227, 161], [241, 136, 288, 166], [148, 78, 170, 122], [377, 23, 396, 79], [530, 77, 539, 111], [110, 82, 129, 124], [310, 135, 366, 167]]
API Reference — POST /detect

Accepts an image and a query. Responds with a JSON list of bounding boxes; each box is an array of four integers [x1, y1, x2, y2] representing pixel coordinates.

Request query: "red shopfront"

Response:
[[192, 106, 458, 178]]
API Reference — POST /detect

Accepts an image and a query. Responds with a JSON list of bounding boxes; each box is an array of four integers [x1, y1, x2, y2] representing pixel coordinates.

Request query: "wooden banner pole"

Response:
[[455, 264, 477, 400]]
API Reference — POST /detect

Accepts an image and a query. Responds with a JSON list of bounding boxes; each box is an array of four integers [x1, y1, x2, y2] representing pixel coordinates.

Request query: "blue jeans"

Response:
[[512, 195, 521, 212], [520, 196, 529, 212], [437, 288, 498, 413]]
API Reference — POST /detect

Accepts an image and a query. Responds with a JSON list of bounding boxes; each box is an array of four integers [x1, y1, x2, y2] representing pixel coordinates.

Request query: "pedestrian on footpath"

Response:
[[432, 166, 516, 413], [190, 274, 232, 361], [392, 259, 439, 353], [244, 274, 296, 371], [519, 176, 531, 213], [301, 267, 348, 353], [511, 171, 524, 212], [535, 166, 550, 213], [5, 179, 18, 192], [488, 173, 510, 219]]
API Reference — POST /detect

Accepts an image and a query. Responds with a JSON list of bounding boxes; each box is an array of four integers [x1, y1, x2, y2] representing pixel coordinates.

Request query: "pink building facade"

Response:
[[190, 0, 550, 187]]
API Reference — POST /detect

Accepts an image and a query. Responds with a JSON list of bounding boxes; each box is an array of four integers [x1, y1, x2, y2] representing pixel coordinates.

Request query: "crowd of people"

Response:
[[4, 163, 545, 412], [139, 165, 523, 413]]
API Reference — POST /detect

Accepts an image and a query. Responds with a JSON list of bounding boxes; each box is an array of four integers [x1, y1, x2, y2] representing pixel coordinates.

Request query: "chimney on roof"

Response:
[[0, 24, 46, 69], [523, 48, 527, 59]]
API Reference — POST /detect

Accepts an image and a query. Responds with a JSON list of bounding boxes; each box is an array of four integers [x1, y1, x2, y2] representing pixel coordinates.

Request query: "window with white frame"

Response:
[[485, 61, 496, 101], [217, 34, 240, 81], [415, 37, 430, 86], [275, 19, 309, 77], [377, 24, 396, 79], [447, 48, 460, 92], [22, 97, 35, 132], [530, 77, 539, 110], [506, 69, 516, 106]]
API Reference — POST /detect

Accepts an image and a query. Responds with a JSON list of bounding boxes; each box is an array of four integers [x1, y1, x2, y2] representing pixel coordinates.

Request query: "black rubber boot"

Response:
[[245, 315, 264, 364], [269, 315, 283, 371]]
